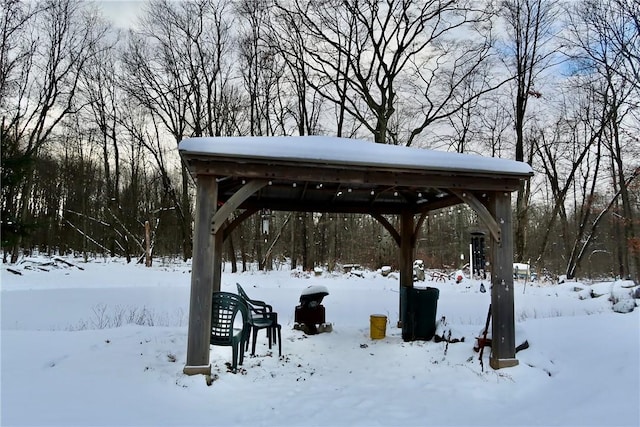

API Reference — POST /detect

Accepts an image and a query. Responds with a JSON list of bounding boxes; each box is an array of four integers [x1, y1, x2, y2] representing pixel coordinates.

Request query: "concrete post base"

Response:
[[183, 364, 211, 376], [490, 357, 519, 369]]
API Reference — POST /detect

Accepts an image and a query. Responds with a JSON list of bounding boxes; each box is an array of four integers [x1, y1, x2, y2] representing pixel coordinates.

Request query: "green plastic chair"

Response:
[[236, 283, 282, 357], [210, 291, 249, 373]]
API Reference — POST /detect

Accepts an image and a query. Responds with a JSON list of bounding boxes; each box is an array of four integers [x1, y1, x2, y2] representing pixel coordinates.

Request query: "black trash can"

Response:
[[401, 286, 439, 341]]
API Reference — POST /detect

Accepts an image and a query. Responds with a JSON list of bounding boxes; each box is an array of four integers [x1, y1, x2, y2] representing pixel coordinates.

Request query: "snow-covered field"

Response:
[[1, 256, 639, 426]]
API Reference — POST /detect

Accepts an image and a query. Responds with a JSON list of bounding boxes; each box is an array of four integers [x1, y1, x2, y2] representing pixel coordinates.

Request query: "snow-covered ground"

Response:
[[1, 256, 638, 426]]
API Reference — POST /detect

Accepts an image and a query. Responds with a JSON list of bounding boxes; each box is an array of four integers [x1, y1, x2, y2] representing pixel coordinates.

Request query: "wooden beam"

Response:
[[232, 196, 463, 216], [487, 191, 519, 369], [413, 212, 428, 246], [187, 159, 526, 192], [237, 199, 402, 214], [211, 180, 268, 234], [184, 175, 217, 376]]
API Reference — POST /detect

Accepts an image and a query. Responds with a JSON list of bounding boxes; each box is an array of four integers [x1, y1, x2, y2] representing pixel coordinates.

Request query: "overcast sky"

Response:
[[93, 0, 144, 29]]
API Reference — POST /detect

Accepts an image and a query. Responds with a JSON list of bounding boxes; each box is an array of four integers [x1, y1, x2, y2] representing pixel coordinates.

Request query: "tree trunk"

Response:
[[291, 213, 298, 270], [302, 213, 311, 270], [227, 233, 237, 273]]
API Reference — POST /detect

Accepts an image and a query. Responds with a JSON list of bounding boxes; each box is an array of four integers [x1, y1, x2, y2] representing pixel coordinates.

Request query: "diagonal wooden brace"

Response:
[[211, 180, 268, 234], [450, 189, 501, 244]]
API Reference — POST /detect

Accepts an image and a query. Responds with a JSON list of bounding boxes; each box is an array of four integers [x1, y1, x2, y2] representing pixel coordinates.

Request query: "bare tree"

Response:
[[276, 0, 498, 145], [0, 0, 110, 262], [122, 1, 223, 260], [566, 0, 640, 279], [0, 0, 35, 106], [268, 5, 323, 137], [79, 27, 124, 255], [121, 0, 243, 261], [575, 0, 640, 93], [500, 0, 561, 262], [177, 0, 237, 137], [237, 0, 288, 137], [439, 68, 490, 153], [477, 94, 512, 158], [532, 83, 611, 275]]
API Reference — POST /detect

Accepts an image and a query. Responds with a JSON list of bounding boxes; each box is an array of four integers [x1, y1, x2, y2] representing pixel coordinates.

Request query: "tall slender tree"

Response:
[[566, 0, 640, 279], [500, 0, 560, 262]]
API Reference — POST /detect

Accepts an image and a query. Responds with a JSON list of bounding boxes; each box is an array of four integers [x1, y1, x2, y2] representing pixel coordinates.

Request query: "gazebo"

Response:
[[178, 136, 533, 375]]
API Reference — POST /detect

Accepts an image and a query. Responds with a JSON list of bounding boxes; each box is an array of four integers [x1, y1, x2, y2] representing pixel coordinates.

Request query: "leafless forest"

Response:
[[1, 0, 638, 281]]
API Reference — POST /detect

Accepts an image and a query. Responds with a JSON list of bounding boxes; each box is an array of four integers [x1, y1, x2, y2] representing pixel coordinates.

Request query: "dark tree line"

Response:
[[1, 0, 638, 280]]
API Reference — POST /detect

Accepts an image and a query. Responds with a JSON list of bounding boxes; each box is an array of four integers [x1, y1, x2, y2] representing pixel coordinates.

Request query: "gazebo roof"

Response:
[[179, 136, 533, 215]]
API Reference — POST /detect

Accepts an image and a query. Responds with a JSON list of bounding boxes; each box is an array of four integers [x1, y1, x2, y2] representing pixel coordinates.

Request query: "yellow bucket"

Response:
[[370, 314, 387, 339]]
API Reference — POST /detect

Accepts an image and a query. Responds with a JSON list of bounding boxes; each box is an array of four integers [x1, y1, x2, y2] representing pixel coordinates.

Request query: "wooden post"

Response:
[[144, 220, 151, 267], [212, 231, 223, 293], [183, 175, 217, 376], [487, 191, 519, 369], [398, 212, 414, 327], [400, 212, 414, 288]]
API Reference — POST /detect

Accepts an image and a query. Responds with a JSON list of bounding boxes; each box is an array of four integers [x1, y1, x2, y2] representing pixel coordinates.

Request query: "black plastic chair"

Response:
[[236, 283, 282, 357], [210, 291, 249, 373]]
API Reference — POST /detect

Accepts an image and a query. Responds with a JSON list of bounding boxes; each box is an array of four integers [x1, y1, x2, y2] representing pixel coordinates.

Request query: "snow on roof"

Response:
[[179, 136, 533, 177]]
